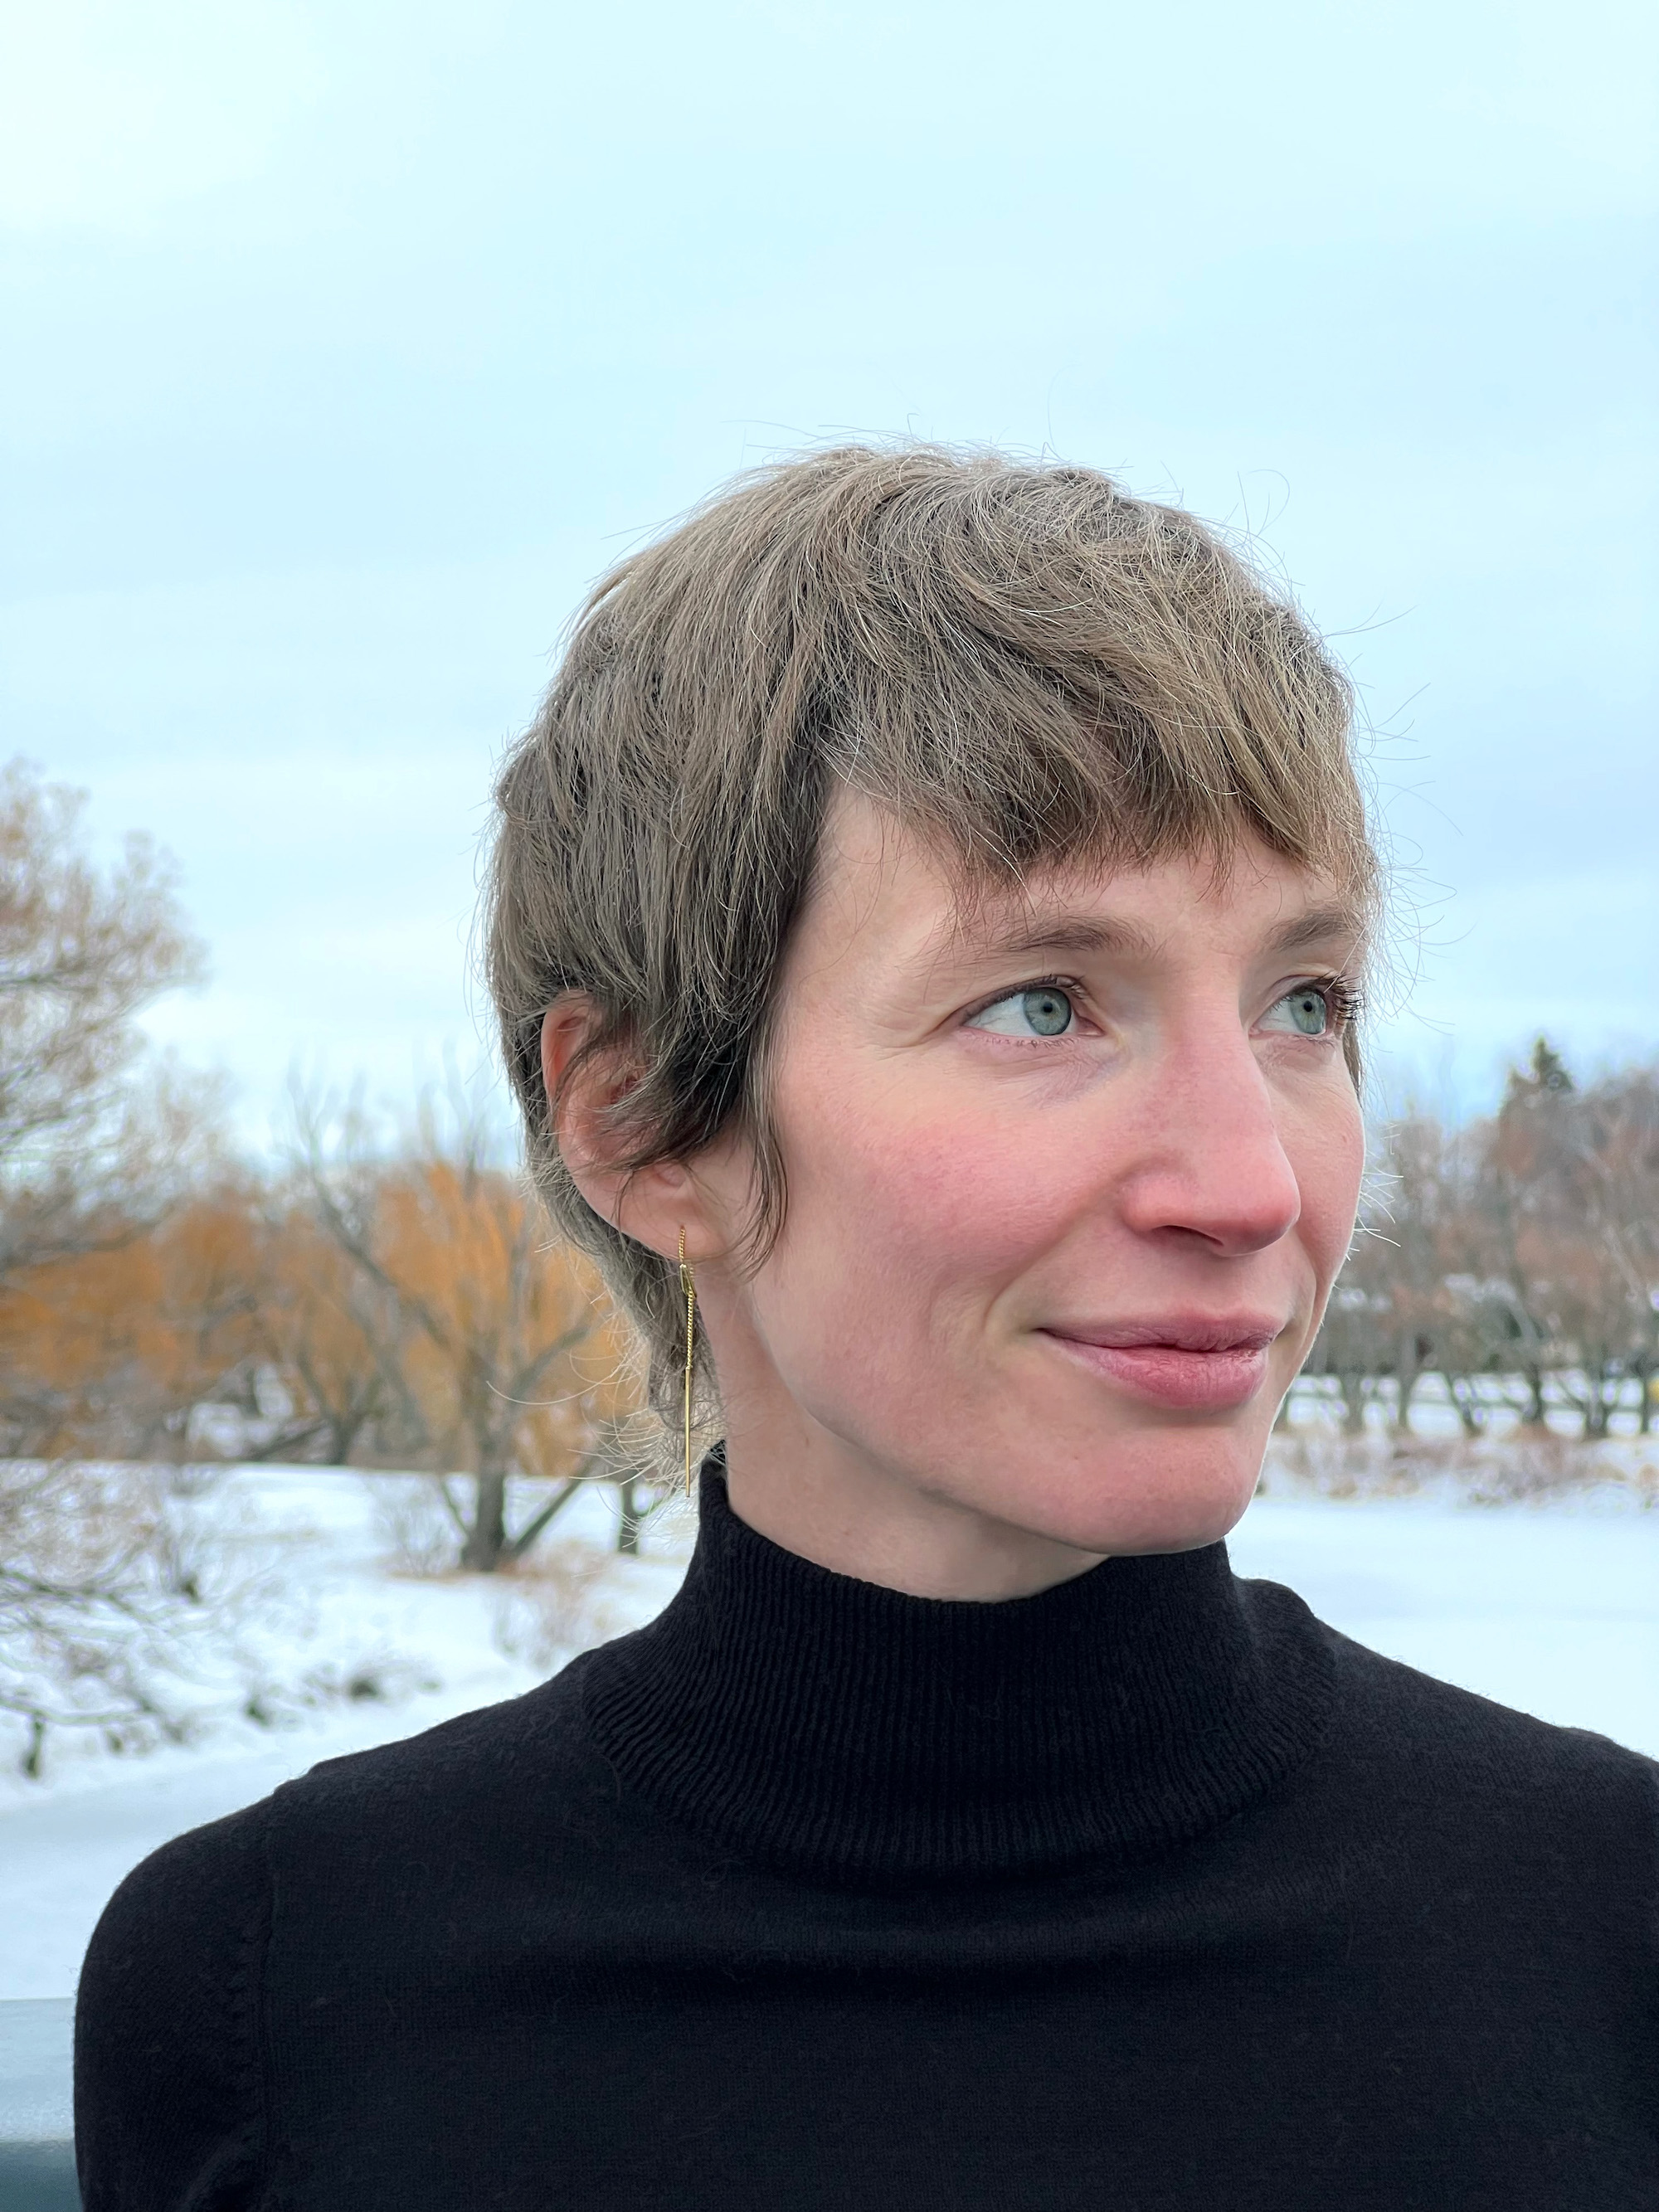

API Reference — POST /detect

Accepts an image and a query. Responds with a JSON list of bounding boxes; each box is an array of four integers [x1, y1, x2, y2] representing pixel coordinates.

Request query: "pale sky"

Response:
[[2, 0, 1655, 1137]]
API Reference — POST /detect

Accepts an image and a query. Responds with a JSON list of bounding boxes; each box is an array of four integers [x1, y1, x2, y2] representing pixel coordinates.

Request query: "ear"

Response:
[[540, 1000, 718, 1262]]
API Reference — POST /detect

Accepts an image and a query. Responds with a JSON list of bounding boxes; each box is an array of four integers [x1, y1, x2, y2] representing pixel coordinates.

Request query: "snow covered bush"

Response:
[[0, 1458, 214, 1774]]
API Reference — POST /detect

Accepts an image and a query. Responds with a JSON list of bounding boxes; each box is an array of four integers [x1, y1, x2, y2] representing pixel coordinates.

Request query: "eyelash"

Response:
[[1297, 975, 1365, 1029], [962, 975, 1083, 1027]]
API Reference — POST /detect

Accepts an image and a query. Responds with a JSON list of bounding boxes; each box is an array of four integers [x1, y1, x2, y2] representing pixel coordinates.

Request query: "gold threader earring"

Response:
[[678, 1228, 697, 1495]]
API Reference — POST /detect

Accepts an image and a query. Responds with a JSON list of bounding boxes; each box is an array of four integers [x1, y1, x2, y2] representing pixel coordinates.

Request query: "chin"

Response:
[[985, 1424, 1267, 1558]]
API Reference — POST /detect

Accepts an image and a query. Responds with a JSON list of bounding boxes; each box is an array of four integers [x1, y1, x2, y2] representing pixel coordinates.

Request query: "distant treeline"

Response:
[[1302, 1039, 1659, 1439]]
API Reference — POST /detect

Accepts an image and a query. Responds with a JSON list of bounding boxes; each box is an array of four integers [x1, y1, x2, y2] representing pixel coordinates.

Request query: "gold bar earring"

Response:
[[678, 1228, 696, 1495]]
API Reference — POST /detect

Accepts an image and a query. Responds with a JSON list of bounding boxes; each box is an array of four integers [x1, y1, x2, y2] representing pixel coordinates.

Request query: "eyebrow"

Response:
[[1259, 903, 1367, 958], [947, 915, 1160, 965], [933, 898, 1365, 973]]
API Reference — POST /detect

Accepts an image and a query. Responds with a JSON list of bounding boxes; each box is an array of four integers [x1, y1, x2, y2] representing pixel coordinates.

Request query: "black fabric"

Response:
[[75, 1464, 1659, 2210]]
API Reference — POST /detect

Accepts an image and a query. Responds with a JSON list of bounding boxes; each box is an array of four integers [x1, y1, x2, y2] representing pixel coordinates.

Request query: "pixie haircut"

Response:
[[485, 445, 1376, 1418]]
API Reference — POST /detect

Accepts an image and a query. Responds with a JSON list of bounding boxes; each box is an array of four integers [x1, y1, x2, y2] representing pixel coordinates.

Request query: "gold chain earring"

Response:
[[678, 1228, 697, 1495]]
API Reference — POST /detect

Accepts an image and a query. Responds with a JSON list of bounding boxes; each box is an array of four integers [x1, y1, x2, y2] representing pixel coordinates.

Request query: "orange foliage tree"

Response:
[[0, 1176, 267, 1461], [290, 1094, 641, 1569]]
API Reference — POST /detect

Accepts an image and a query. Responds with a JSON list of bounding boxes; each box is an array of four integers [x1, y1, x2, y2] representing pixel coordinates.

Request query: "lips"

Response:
[[1039, 1315, 1282, 1412]]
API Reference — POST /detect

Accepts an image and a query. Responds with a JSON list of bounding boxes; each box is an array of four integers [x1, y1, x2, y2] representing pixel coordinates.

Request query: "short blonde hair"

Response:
[[485, 445, 1376, 1417]]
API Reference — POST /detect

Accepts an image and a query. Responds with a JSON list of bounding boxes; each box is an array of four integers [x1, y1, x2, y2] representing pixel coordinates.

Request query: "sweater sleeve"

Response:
[[75, 1801, 272, 2212]]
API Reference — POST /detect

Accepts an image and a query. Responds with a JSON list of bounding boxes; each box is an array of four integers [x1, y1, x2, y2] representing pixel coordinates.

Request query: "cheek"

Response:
[[757, 1058, 1089, 1340], [1288, 1086, 1365, 1295]]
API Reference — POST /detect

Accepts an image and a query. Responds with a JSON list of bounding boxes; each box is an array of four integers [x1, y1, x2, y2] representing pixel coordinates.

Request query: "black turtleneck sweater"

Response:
[[76, 1467, 1658, 2210]]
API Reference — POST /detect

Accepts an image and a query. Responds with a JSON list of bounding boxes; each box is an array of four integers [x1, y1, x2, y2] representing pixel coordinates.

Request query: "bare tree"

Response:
[[1364, 1113, 1466, 1435], [1454, 1041, 1577, 1431], [1307, 1155, 1406, 1434], [1304, 1044, 1659, 1449], [0, 764, 232, 1763], [289, 1089, 640, 1570], [0, 759, 209, 1305], [1521, 1062, 1659, 1438], [241, 1195, 394, 1466]]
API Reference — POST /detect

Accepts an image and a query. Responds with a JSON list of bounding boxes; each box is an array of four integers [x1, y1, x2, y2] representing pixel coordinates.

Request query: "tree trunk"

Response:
[[1519, 1364, 1549, 1428], [1443, 1373, 1484, 1437], [461, 1469, 508, 1572], [326, 1410, 370, 1466], [1338, 1370, 1367, 1437], [1393, 1335, 1425, 1436], [615, 1474, 646, 1556], [1580, 1367, 1617, 1441], [500, 1475, 584, 1566]]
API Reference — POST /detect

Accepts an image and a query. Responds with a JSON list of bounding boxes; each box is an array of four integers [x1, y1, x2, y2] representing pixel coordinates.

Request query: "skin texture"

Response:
[[546, 792, 1367, 1601]]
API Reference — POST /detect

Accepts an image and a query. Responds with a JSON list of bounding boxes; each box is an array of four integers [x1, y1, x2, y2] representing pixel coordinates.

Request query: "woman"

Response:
[[76, 448, 1657, 2209]]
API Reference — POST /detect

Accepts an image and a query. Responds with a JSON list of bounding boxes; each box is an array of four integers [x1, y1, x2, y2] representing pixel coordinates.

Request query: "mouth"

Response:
[[1037, 1315, 1284, 1412]]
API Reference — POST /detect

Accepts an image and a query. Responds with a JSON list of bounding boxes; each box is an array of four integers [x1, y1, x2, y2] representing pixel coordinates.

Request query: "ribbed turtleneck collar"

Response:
[[581, 1461, 1333, 1883]]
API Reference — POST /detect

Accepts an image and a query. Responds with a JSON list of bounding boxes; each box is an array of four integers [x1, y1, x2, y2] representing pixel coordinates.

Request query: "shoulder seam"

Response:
[[227, 1801, 275, 2195]]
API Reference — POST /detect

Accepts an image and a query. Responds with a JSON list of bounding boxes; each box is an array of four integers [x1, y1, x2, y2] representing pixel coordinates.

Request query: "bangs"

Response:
[[809, 461, 1373, 907]]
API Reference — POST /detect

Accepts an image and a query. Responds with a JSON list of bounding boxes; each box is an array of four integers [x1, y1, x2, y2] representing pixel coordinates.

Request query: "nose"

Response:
[[1115, 1020, 1302, 1257]]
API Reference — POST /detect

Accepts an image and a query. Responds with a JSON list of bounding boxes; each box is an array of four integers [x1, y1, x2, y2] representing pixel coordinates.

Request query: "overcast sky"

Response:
[[2, 0, 1654, 1139]]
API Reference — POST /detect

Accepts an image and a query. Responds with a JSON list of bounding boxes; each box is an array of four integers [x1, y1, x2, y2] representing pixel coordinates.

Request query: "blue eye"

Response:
[[1263, 986, 1331, 1037], [968, 986, 1076, 1038]]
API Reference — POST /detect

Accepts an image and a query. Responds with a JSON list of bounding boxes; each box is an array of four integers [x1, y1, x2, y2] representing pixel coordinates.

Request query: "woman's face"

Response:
[[686, 790, 1367, 1592]]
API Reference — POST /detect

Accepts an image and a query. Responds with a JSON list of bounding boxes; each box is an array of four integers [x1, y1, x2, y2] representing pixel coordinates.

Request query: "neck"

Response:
[[720, 1399, 1107, 1602], [724, 1427, 1107, 1601]]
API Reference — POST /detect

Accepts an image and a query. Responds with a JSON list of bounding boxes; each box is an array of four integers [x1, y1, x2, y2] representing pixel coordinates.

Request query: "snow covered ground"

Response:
[[1, 1462, 1656, 2001]]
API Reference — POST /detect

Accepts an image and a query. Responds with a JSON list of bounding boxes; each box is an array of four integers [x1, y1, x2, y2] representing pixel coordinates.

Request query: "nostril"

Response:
[[1117, 1150, 1301, 1254]]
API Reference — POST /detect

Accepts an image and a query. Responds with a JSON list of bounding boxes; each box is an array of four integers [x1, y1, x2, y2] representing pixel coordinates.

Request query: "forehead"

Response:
[[794, 790, 1367, 985]]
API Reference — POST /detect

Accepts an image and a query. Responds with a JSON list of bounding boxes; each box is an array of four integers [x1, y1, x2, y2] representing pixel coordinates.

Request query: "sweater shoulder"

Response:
[[268, 1647, 608, 1836], [75, 1796, 273, 2210], [1312, 1611, 1659, 1846], [73, 1657, 611, 2205]]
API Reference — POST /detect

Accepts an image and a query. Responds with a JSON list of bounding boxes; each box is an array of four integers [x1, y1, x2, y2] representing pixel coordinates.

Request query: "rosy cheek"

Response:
[[810, 1095, 1087, 1300]]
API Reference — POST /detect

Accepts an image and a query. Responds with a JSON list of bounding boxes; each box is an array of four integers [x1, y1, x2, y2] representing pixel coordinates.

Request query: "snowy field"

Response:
[[2, 1459, 1657, 2001]]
